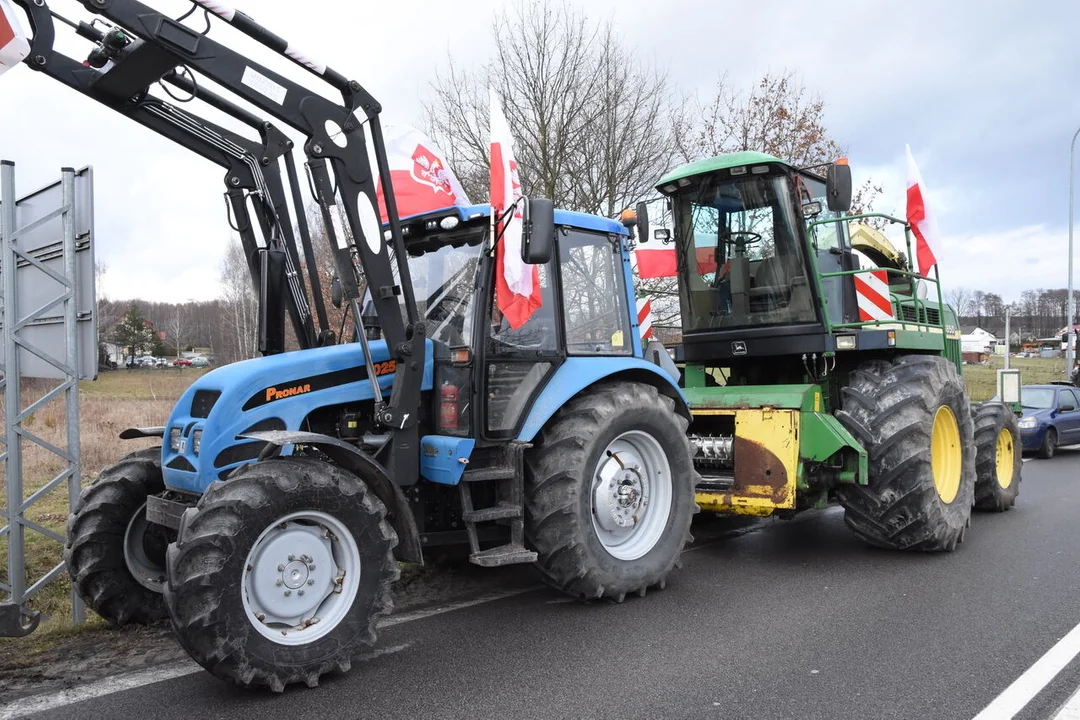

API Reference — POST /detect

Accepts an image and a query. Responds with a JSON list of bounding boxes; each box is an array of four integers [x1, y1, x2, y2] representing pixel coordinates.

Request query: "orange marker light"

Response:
[[835, 157, 849, 166]]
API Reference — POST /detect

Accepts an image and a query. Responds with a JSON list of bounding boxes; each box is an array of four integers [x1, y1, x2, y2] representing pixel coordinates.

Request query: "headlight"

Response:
[[192, 429, 203, 455], [1018, 417, 1037, 430], [169, 427, 182, 451]]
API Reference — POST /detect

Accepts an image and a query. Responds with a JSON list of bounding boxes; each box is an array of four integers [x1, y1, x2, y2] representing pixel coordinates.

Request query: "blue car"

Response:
[[1018, 384, 1080, 458]]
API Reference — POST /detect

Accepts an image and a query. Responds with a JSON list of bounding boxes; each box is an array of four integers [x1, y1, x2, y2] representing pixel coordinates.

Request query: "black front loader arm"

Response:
[[12, 0, 424, 484]]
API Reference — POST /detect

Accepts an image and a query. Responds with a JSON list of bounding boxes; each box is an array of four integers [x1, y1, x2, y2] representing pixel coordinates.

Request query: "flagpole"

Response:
[[1068, 125, 1079, 377]]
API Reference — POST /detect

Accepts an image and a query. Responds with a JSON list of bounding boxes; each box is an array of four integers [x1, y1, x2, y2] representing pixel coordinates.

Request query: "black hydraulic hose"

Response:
[[285, 151, 329, 334]]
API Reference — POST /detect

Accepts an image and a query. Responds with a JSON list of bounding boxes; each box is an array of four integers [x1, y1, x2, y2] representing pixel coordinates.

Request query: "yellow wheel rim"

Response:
[[931, 405, 962, 503], [995, 428, 1015, 489]]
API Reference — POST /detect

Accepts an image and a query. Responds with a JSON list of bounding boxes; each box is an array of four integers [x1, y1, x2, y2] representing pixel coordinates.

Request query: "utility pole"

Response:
[[1005, 308, 1011, 371], [1068, 125, 1078, 377]]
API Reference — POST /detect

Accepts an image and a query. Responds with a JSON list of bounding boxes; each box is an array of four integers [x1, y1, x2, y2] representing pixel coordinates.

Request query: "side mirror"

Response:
[[826, 162, 852, 212], [523, 197, 554, 264], [635, 201, 650, 242]]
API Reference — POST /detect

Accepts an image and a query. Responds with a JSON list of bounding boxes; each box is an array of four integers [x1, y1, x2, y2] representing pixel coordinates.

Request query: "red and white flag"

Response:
[[905, 145, 943, 276], [0, 0, 30, 77], [635, 246, 677, 279], [374, 125, 471, 223], [490, 87, 541, 329]]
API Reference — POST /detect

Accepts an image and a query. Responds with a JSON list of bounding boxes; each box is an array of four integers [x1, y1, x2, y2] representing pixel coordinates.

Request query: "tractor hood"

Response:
[[161, 340, 434, 494]]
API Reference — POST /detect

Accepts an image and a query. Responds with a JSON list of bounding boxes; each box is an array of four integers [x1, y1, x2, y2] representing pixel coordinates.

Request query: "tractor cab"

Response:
[[384, 202, 648, 442]]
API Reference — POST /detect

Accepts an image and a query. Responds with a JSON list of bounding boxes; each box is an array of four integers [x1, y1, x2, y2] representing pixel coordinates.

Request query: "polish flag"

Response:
[[636, 247, 677, 278], [490, 88, 541, 329], [0, 0, 30, 77], [905, 145, 943, 276], [374, 125, 471, 223]]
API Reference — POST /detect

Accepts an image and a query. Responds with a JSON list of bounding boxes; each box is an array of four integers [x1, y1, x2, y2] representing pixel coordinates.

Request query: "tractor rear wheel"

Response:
[[64, 447, 169, 626], [524, 381, 698, 601], [164, 456, 398, 691], [972, 403, 1022, 511], [835, 355, 975, 551]]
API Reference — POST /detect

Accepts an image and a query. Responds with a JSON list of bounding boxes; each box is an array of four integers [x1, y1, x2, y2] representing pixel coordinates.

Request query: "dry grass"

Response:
[[963, 355, 1070, 401], [1, 368, 205, 644]]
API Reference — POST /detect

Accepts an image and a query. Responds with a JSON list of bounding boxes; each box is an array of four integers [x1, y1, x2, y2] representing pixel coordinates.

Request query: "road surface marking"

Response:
[[379, 586, 541, 627], [972, 619, 1080, 720], [0, 586, 542, 718], [1053, 686, 1080, 720]]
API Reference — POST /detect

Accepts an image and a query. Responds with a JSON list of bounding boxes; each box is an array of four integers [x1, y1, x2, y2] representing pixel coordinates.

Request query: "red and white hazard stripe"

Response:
[[637, 297, 654, 341], [854, 269, 894, 322]]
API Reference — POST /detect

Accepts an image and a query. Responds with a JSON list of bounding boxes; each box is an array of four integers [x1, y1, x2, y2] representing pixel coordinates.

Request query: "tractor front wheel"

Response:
[[64, 447, 169, 626], [973, 403, 1022, 511], [524, 381, 698, 601], [835, 355, 975, 551], [164, 456, 398, 691]]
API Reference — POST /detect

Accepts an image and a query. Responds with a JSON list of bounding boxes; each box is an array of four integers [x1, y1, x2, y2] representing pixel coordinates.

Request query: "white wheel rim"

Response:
[[124, 502, 166, 593], [241, 510, 360, 646], [590, 430, 673, 561]]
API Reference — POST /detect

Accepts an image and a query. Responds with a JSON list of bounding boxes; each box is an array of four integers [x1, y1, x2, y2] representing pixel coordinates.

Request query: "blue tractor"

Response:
[[10, 0, 697, 691]]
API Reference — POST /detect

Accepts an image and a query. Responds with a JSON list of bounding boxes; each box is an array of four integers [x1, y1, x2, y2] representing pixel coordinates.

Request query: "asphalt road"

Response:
[[19, 448, 1080, 720]]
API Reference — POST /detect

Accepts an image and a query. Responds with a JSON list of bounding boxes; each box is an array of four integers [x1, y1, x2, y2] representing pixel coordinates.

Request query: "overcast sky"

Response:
[[2, 0, 1078, 303]]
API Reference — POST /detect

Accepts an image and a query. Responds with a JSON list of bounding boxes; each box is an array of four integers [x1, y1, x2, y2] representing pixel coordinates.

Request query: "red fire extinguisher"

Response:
[[440, 382, 458, 429]]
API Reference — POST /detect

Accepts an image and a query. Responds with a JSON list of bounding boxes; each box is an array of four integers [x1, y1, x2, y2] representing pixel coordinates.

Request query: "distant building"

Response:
[[960, 326, 996, 354]]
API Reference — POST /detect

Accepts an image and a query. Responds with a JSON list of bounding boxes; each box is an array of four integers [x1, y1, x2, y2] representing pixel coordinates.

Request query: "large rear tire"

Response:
[[524, 381, 698, 601], [164, 456, 398, 691], [973, 403, 1022, 511], [64, 447, 169, 626], [835, 355, 975, 551]]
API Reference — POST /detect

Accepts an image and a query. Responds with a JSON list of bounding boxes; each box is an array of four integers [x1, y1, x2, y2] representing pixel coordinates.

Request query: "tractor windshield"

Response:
[[672, 170, 818, 331], [407, 239, 484, 347]]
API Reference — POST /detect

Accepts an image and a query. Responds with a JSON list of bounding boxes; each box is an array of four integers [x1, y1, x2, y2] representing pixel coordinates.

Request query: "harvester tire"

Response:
[[972, 403, 1022, 511], [524, 381, 698, 601], [64, 447, 169, 626], [835, 355, 975, 551], [164, 456, 398, 692]]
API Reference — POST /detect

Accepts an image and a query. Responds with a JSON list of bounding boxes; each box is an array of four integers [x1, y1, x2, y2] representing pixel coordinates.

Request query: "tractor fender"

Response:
[[516, 358, 690, 443], [119, 426, 165, 440], [239, 430, 423, 565]]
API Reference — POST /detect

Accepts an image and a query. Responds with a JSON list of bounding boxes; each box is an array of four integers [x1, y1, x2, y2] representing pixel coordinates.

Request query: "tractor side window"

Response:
[[800, 174, 848, 252], [558, 230, 632, 355]]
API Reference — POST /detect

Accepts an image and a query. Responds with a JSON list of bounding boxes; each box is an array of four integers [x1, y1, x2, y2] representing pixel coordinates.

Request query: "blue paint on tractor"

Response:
[[161, 339, 435, 494], [515, 357, 689, 443], [419, 435, 476, 485]]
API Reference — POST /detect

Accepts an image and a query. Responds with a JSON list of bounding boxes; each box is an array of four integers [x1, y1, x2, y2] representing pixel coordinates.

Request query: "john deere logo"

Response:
[[732, 341, 747, 355], [265, 383, 311, 402]]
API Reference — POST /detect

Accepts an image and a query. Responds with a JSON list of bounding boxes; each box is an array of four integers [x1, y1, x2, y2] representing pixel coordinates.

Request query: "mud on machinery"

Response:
[[5, 0, 700, 690]]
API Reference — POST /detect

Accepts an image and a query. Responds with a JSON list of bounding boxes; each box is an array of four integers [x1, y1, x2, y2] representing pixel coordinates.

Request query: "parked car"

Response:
[[191, 357, 210, 368], [1017, 384, 1080, 458], [173, 358, 193, 367]]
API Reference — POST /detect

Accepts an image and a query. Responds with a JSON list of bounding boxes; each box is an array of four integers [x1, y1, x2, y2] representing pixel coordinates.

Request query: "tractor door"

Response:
[[799, 174, 860, 326], [482, 254, 561, 438]]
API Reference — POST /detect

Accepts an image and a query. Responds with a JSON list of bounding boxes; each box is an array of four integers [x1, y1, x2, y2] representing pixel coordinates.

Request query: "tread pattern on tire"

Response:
[[64, 447, 168, 626], [972, 402, 1022, 511], [835, 355, 975, 552], [163, 456, 398, 692], [524, 381, 699, 601]]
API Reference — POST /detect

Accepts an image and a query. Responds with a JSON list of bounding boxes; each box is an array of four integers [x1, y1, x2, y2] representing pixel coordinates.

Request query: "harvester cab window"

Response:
[[675, 172, 818, 330], [558, 229, 632, 355], [799, 173, 857, 326]]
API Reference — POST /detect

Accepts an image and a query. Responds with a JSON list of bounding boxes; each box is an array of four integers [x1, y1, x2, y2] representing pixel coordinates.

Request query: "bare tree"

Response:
[[946, 287, 973, 318], [423, 0, 675, 216], [217, 238, 259, 363]]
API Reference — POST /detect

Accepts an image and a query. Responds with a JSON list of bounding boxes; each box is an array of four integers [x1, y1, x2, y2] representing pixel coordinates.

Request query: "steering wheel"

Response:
[[721, 231, 762, 252]]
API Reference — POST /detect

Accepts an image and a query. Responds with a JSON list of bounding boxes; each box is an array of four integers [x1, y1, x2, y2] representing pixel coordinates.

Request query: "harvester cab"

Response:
[[4, 0, 698, 690], [648, 151, 1021, 551]]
